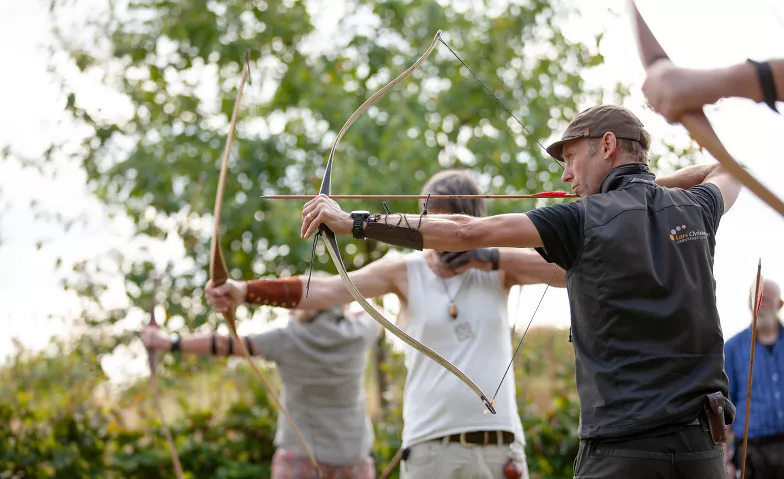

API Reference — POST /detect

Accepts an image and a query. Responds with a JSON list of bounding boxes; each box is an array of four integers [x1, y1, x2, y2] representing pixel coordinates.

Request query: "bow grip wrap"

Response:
[[364, 218, 424, 251]]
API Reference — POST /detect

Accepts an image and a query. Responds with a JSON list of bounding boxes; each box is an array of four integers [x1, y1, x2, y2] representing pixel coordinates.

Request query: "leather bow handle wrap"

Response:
[[209, 50, 323, 476], [628, 0, 784, 219], [315, 31, 496, 414]]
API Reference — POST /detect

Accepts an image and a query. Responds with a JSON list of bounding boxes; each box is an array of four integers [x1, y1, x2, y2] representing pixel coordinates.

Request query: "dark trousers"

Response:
[[733, 434, 784, 479], [573, 418, 727, 478]]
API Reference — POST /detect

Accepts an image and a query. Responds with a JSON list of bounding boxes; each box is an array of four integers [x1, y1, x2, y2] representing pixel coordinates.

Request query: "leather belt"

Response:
[[435, 430, 515, 446]]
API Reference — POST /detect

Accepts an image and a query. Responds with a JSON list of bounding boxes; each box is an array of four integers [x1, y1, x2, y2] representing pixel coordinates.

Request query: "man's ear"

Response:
[[601, 132, 618, 159]]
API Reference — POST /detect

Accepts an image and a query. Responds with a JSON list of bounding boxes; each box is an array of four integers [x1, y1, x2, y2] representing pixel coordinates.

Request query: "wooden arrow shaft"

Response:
[[741, 259, 763, 479], [262, 192, 576, 200]]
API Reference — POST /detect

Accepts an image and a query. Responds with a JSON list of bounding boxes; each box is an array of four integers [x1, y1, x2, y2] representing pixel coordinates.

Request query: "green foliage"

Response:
[[0, 0, 700, 477], [32, 0, 613, 340], [0, 327, 580, 478]]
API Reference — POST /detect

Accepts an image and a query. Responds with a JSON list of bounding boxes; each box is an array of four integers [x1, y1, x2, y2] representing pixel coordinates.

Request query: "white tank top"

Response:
[[401, 251, 525, 448]]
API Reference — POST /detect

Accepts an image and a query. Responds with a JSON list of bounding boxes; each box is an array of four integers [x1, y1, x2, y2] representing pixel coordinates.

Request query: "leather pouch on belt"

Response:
[[703, 392, 728, 444]]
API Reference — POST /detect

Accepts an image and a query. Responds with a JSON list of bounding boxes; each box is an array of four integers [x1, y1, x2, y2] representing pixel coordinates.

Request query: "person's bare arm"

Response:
[[714, 59, 784, 104], [703, 165, 742, 213], [655, 164, 719, 190], [141, 327, 263, 357], [498, 248, 567, 289], [205, 254, 406, 313], [301, 196, 544, 253], [376, 212, 543, 251], [296, 255, 406, 309], [643, 58, 783, 123]]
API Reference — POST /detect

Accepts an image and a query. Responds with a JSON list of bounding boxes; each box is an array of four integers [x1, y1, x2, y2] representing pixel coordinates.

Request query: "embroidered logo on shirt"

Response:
[[669, 223, 710, 243]]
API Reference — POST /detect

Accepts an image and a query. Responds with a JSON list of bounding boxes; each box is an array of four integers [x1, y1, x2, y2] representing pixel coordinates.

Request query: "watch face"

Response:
[[351, 210, 370, 216]]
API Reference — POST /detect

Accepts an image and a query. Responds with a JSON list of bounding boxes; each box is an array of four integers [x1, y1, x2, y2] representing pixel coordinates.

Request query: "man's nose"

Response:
[[561, 167, 573, 183]]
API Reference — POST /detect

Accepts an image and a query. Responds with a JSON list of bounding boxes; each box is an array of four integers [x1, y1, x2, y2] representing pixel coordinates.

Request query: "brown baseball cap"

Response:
[[545, 105, 650, 161]]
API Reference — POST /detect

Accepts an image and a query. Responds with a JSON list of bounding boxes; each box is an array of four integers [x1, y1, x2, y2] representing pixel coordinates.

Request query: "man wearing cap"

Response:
[[301, 104, 744, 478]]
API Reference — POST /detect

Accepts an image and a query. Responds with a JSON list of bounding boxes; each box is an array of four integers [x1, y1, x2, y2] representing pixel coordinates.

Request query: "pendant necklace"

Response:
[[441, 275, 467, 320]]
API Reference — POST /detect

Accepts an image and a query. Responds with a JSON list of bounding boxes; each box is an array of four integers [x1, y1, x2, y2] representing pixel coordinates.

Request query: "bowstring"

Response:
[[436, 37, 565, 172], [435, 36, 567, 397], [492, 266, 557, 401]]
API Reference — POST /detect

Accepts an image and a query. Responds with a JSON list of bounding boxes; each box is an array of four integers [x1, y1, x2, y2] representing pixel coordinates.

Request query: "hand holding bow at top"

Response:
[[204, 279, 247, 314], [300, 195, 353, 239], [642, 59, 783, 124]]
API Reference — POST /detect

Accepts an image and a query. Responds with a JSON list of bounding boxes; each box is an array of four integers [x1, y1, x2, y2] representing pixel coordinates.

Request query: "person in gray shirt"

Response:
[[141, 302, 382, 478]]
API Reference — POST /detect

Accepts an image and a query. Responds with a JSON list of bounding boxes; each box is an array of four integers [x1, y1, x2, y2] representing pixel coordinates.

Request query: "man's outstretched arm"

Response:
[[141, 327, 262, 357], [301, 195, 545, 252]]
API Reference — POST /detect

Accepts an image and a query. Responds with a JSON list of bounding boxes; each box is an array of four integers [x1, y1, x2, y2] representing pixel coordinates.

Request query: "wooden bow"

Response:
[[740, 259, 763, 479], [628, 0, 784, 219], [146, 275, 184, 478], [209, 50, 322, 476], [628, 4, 775, 475], [312, 31, 497, 414]]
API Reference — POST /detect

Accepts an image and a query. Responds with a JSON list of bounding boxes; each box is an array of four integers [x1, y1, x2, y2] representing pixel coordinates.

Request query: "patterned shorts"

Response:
[[271, 448, 376, 479]]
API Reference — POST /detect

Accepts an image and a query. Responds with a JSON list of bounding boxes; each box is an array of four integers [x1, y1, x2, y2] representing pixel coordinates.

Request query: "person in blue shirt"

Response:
[[724, 278, 784, 478]]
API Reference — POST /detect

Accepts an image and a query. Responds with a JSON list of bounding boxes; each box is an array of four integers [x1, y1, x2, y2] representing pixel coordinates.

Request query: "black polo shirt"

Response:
[[525, 163, 732, 440]]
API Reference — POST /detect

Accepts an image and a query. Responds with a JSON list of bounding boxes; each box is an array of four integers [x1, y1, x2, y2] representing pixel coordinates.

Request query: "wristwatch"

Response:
[[350, 210, 370, 239], [170, 333, 181, 352]]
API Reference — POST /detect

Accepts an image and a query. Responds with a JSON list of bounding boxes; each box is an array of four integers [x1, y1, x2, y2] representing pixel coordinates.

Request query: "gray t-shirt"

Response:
[[249, 308, 381, 465]]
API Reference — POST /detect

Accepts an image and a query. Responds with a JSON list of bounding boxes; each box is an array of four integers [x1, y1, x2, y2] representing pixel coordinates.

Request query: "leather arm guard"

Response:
[[363, 214, 424, 251], [245, 277, 302, 308]]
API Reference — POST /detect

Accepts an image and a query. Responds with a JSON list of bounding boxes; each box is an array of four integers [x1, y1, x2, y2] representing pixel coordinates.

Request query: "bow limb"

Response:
[[324, 30, 442, 163], [740, 260, 763, 479], [147, 275, 184, 479], [319, 229, 495, 414], [315, 31, 496, 414], [209, 50, 322, 476], [628, 0, 784, 218]]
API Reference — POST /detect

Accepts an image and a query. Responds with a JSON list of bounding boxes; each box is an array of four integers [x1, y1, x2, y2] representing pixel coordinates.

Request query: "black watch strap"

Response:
[[748, 59, 780, 114], [351, 211, 370, 239], [170, 333, 181, 352]]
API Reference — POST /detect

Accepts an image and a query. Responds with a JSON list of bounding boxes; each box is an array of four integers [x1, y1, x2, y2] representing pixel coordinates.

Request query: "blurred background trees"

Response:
[[0, 0, 696, 477]]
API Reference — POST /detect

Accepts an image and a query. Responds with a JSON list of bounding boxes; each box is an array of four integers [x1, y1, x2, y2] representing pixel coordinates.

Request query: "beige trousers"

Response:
[[400, 436, 530, 479]]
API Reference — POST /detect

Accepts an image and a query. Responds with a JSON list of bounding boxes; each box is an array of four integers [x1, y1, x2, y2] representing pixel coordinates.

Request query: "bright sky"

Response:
[[1, 0, 783, 384]]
